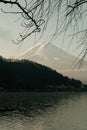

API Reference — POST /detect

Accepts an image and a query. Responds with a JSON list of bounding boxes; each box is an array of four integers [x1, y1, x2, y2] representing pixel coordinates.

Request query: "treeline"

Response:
[[0, 56, 85, 91]]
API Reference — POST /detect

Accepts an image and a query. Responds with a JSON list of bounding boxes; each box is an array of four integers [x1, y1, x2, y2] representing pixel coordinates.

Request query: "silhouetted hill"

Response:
[[0, 56, 84, 91]]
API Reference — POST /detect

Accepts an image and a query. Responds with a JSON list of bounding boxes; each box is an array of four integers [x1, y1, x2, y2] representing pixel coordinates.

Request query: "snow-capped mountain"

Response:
[[16, 42, 87, 83]]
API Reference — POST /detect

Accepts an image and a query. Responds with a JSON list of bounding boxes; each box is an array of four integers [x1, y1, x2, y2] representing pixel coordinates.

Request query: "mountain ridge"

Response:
[[14, 42, 87, 83], [0, 56, 85, 92]]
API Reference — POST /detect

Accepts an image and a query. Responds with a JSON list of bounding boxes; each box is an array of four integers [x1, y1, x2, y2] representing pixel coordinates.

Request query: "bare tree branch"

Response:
[[0, 0, 45, 43], [0, 0, 87, 62]]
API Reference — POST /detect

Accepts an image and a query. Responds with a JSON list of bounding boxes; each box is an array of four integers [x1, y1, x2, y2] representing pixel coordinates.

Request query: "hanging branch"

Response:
[[0, 0, 45, 43], [0, 0, 87, 62]]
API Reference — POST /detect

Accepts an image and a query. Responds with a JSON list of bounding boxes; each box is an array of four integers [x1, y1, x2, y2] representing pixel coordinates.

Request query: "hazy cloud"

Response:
[[0, 27, 12, 40]]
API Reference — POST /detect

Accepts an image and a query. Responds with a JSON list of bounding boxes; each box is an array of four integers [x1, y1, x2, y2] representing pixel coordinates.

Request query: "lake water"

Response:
[[0, 92, 87, 130]]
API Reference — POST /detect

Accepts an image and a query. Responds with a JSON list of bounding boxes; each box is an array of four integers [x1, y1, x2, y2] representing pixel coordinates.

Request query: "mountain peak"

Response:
[[17, 42, 75, 66], [15, 42, 87, 83]]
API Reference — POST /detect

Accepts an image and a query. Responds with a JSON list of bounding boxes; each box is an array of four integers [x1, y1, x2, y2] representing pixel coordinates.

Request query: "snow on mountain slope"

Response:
[[16, 42, 87, 83], [17, 43, 75, 69]]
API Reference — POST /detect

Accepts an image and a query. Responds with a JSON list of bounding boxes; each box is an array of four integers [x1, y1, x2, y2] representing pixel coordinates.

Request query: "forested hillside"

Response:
[[0, 56, 84, 91]]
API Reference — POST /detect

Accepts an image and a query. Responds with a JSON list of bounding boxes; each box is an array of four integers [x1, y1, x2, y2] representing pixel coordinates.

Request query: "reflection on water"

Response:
[[0, 92, 87, 130]]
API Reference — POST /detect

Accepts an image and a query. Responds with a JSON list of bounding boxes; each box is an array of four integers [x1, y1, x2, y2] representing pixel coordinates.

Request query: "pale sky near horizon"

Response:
[[0, 1, 86, 59]]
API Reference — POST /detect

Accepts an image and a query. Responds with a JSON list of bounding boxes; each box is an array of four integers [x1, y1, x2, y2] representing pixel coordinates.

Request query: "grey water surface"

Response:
[[0, 92, 87, 130]]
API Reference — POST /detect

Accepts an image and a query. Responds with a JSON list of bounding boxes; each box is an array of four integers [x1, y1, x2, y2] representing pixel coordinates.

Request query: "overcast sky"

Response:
[[0, 1, 85, 58]]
